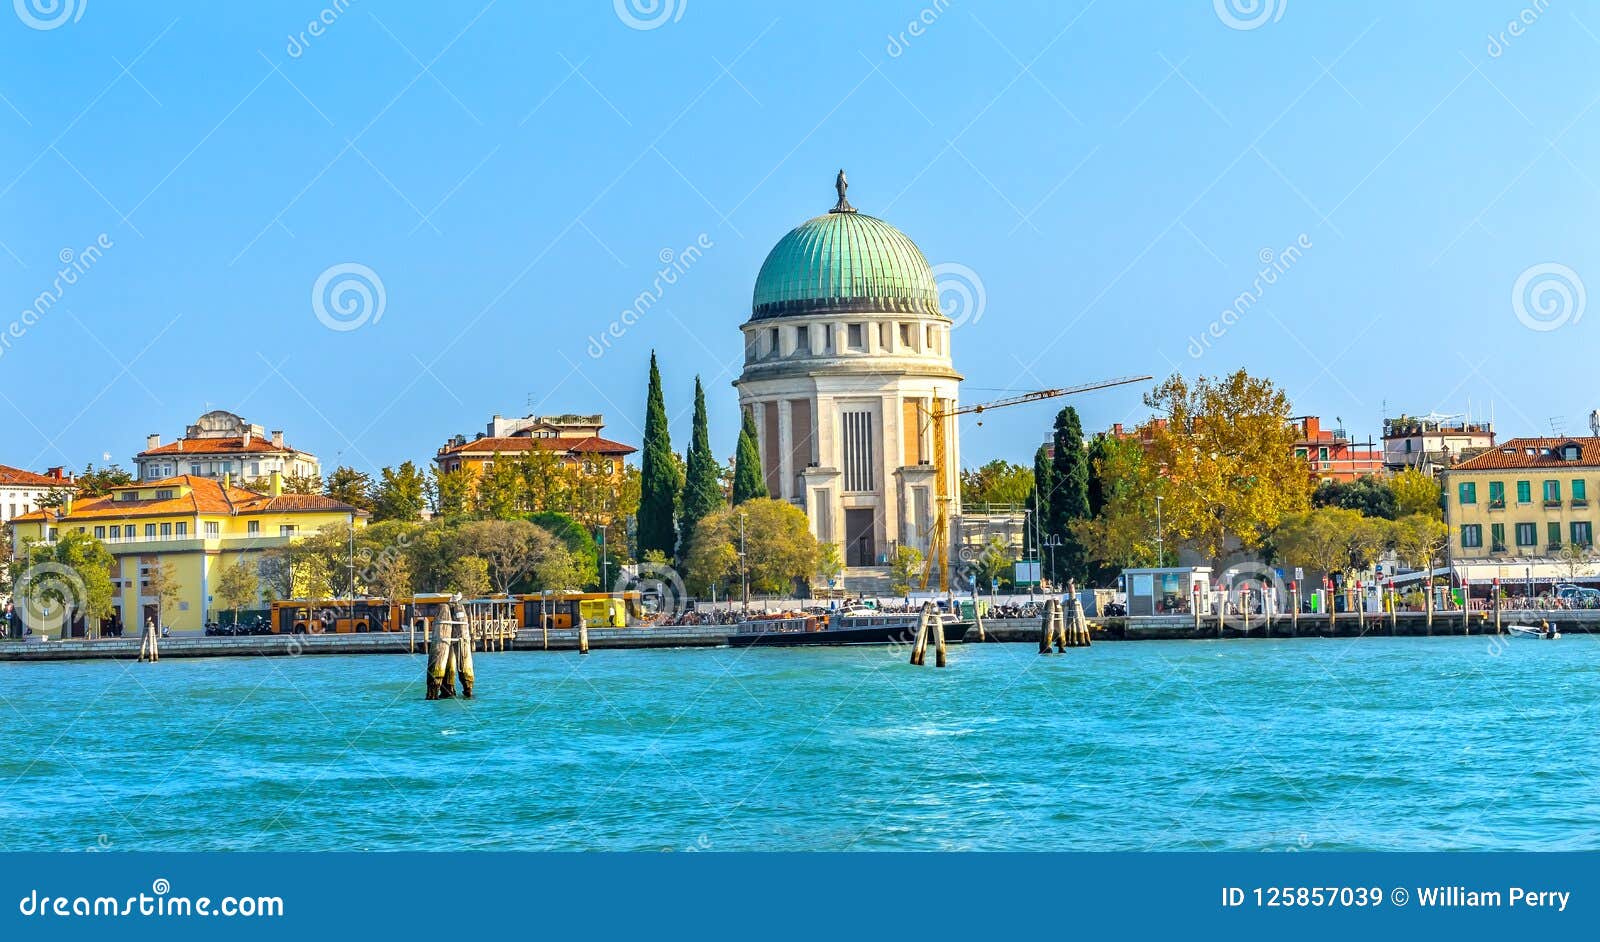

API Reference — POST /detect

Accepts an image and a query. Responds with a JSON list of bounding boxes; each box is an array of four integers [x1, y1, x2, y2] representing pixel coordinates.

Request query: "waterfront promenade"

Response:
[[1, 610, 1589, 662]]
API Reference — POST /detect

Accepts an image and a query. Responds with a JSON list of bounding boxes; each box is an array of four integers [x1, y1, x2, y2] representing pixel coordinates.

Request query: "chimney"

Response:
[[242, 430, 252, 447], [45, 466, 65, 480], [222, 471, 232, 491], [271, 430, 284, 448], [146, 433, 160, 450], [268, 470, 283, 497], [63, 491, 73, 516]]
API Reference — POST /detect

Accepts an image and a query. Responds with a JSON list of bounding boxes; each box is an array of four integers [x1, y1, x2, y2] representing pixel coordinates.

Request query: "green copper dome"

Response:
[[751, 190, 942, 320]]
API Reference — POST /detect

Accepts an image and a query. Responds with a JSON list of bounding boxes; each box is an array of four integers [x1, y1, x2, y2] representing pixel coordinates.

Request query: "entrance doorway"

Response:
[[845, 509, 876, 567]]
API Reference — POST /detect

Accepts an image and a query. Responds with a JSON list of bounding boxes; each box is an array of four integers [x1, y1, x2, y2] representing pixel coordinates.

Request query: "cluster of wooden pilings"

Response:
[[137, 620, 160, 663], [1039, 582, 1092, 653], [415, 600, 476, 700], [908, 601, 948, 668]]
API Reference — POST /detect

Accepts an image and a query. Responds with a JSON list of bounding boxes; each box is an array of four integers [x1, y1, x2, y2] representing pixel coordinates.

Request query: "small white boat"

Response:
[[1507, 624, 1561, 640]]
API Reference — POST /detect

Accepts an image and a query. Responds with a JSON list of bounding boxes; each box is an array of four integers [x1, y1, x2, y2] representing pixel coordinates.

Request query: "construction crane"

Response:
[[918, 374, 1154, 593]]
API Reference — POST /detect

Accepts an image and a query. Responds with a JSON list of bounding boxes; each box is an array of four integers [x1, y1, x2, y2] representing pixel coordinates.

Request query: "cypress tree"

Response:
[[678, 376, 723, 558], [1047, 405, 1090, 584], [637, 351, 678, 559], [731, 408, 767, 504], [1030, 443, 1053, 586]]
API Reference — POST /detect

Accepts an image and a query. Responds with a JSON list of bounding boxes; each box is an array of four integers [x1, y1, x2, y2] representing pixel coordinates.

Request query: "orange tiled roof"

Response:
[[0, 465, 70, 488], [137, 436, 300, 457], [1451, 437, 1600, 471], [437, 435, 636, 457], [8, 475, 362, 524]]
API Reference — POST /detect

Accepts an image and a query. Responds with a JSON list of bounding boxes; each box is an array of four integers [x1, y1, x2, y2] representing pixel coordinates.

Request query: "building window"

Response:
[[144, 524, 157, 538], [1457, 482, 1476, 505], [841, 410, 875, 493], [110, 525, 121, 539], [1547, 521, 1563, 548], [247, 520, 260, 535], [879, 322, 890, 349], [1516, 481, 1531, 504], [768, 327, 780, 357], [1488, 481, 1505, 508], [93, 526, 105, 539], [899, 323, 913, 349], [1574, 479, 1588, 505], [1515, 522, 1536, 547], [1318, 446, 1329, 462], [204, 522, 219, 538], [280, 525, 297, 536], [847, 323, 865, 350], [174, 522, 186, 536], [1460, 524, 1482, 549], [1572, 521, 1593, 547], [1490, 523, 1505, 552], [160, 523, 172, 537], [1543, 480, 1561, 505]]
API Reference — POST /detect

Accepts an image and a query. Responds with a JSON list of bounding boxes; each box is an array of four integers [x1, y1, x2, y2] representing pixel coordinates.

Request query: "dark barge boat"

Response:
[[728, 612, 972, 647]]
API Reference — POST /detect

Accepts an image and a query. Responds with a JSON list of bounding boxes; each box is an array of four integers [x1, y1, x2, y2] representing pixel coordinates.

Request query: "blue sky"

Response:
[[2, 0, 1595, 477]]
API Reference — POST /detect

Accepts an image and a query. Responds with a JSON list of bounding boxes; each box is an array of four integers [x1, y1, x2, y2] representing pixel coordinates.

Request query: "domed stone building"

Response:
[[735, 173, 961, 587]]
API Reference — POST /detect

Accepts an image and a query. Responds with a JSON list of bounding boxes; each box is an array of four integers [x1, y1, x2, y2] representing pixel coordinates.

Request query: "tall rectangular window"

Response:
[[1517, 481, 1531, 504], [1544, 480, 1561, 504], [841, 410, 875, 493], [1460, 524, 1482, 549], [1490, 523, 1505, 551], [1574, 479, 1588, 503], [1572, 521, 1593, 547], [847, 324, 864, 350], [1548, 521, 1562, 547], [1516, 522, 1536, 547], [1457, 482, 1476, 505], [1488, 481, 1505, 507]]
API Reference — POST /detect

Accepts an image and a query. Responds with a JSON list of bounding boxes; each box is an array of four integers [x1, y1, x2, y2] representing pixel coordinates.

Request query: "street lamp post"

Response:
[[1156, 495, 1164, 566], [1044, 534, 1063, 593], [739, 511, 748, 614]]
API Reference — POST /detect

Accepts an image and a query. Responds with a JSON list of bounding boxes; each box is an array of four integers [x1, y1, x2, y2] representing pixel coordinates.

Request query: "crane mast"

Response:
[[918, 374, 1152, 594]]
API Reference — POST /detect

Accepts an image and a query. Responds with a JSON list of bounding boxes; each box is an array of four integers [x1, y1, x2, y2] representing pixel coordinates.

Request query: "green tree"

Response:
[[678, 376, 724, 562], [8, 532, 114, 637], [960, 459, 1033, 508], [1390, 513, 1448, 624], [731, 408, 767, 504], [683, 498, 817, 596], [38, 463, 132, 509], [355, 520, 418, 599], [323, 466, 374, 510], [1046, 405, 1090, 584], [446, 556, 491, 598], [815, 542, 843, 588], [283, 470, 323, 495], [371, 461, 427, 522], [529, 511, 600, 589], [888, 545, 924, 596], [1031, 443, 1053, 556], [472, 455, 523, 520], [637, 351, 679, 559], [1142, 371, 1312, 563], [1312, 476, 1397, 519], [455, 519, 557, 594], [971, 535, 1015, 592], [429, 466, 473, 518], [213, 558, 260, 623], [1392, 468, 1442, 519], [1072, 435, 1165, 574]]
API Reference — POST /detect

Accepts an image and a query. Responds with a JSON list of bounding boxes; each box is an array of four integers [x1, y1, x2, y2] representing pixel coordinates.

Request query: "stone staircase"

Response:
[[841, 566, 894, 596]]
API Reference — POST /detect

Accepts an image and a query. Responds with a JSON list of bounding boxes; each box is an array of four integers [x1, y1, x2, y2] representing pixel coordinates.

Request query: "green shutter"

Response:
[[1517, 481, 1531, 503], [1574, 479, 1587, 501]]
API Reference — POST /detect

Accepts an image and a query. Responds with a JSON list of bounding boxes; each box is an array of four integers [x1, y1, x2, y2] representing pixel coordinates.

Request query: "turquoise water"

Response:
[[2, 637, 1595, 851]]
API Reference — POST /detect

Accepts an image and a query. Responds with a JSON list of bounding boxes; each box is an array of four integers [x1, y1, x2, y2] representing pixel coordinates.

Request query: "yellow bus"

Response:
[[517, 591, 641, 629]]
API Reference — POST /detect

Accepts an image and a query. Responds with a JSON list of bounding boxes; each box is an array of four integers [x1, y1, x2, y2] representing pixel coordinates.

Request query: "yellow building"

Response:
[[8, 472, 365, 634], [1444, 438, 1598, 581]]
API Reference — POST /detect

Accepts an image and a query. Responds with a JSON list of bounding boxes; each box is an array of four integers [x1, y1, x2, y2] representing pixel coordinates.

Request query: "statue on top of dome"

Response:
[[831, 168, 856, 214]]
